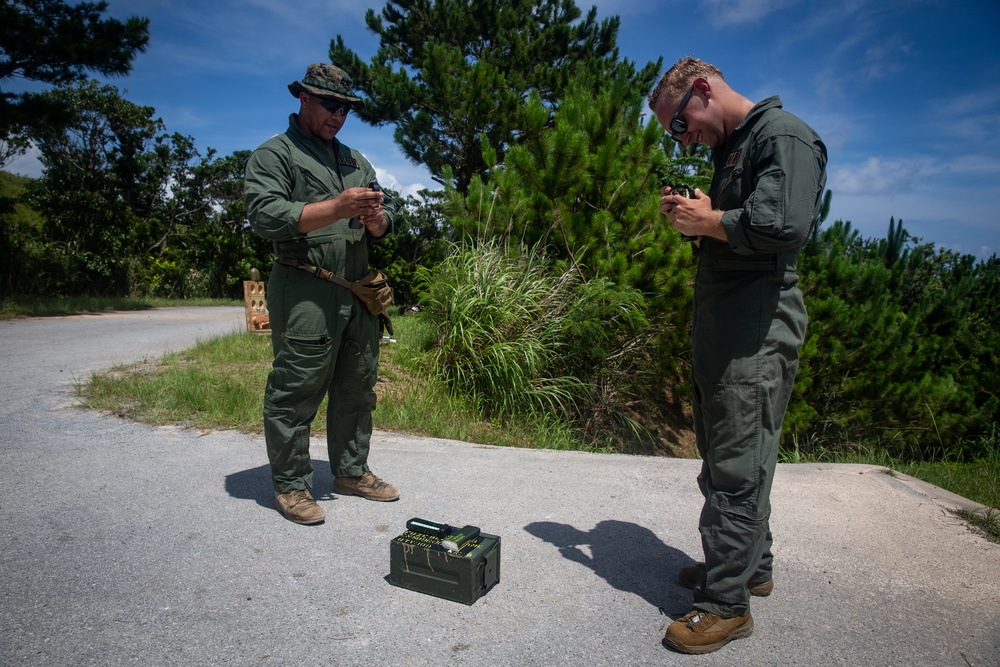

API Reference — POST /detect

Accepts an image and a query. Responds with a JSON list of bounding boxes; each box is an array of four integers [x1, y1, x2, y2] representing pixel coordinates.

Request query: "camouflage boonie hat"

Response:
[[288, 63, 366, 111]]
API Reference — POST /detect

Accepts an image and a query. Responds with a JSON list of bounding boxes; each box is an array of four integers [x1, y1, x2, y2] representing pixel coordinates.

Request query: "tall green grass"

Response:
[[416, 241, 660, 452], [375, 314, 588, 449], [418, 242, 590, 420]]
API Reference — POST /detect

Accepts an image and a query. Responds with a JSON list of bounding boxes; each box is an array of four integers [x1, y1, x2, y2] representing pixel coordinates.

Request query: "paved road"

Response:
[[1, 307, 998, 666]]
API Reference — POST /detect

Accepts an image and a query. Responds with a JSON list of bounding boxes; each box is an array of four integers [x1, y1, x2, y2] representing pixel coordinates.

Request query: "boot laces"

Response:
[[286, 489, 312, 507], [359, 471, 381, 486], [683, 610, 719, 631]]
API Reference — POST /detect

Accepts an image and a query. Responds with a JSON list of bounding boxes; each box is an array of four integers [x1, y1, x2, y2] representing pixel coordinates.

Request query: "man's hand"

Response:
[[658, 186, 726, 242], [336, 187, 384, 220], [298, 187, 385, 234], [359, 207, 388, 238]]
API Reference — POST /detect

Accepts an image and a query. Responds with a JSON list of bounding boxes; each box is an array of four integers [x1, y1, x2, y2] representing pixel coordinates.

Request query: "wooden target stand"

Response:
[[243, 272, 270, 334]]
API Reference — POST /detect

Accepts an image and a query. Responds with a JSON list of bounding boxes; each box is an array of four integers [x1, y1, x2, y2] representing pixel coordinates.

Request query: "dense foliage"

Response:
[[1, 0, 996, 462], [0, 81, 269, 298], [791, 218, 1000, 459], [435, 74, 703, 451]]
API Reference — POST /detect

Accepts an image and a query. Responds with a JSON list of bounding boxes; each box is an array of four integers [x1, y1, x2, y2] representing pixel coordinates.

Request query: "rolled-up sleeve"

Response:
[[721, 133, 826, 255], [244, 146, 306, 241]]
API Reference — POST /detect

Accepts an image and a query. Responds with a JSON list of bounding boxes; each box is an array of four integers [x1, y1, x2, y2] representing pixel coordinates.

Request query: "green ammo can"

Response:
[[389, 521, 501, 605]]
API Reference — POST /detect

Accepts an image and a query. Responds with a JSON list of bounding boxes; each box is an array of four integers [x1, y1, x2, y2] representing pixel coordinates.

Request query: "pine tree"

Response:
[[448, 74, 693, 309], [793, 218, 998, 458], [0, 0, 149, 167], [329, 0, 661, 192]]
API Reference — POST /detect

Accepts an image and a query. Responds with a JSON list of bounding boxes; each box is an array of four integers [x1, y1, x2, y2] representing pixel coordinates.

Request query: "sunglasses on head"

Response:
[[314, 96, 351, 117], [669, 85, 694, 136]]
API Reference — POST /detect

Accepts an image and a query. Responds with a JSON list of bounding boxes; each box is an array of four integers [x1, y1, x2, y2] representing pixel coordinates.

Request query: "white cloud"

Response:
[[699, 0, 798, 27], [924, 86, 1000, 146], [374, 165, 430, 200], [831, 156, 920, 195], [941, 153, 1000, 175], [859, 32, 914, 82]]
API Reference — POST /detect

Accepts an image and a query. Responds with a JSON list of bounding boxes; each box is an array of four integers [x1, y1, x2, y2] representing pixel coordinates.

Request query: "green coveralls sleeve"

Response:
[[244, 143, 307, 242], [719, 130, 826, 255]]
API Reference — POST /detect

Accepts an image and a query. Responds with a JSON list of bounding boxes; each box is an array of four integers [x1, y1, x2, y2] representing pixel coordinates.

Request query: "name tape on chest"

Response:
[[338, 155, 360, 170]]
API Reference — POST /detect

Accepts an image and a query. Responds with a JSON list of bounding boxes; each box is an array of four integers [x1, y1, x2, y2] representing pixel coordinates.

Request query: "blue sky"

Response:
[[7, 0, 1000, 259]]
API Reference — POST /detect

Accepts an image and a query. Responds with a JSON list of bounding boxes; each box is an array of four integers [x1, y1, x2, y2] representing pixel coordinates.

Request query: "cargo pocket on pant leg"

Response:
[[267, 333, 334, 421], [704, 383, 764, 520]]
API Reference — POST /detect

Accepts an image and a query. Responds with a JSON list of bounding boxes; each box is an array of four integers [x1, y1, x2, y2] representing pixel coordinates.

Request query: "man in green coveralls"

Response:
[[649, 57, 827, 653], [244, 63, 401, 525]]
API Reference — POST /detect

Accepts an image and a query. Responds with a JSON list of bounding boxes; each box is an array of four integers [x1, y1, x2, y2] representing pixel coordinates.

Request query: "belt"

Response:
[[276, 258, 353, 290], [707, 254, 799, 272]]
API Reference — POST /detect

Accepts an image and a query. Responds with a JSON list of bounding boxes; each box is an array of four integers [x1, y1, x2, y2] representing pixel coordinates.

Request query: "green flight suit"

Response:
[[244, 114, 396, 493], [692, 97, 827, 617]]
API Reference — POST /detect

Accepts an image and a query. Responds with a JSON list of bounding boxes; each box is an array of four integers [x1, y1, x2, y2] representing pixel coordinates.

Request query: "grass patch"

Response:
[[897, 456, 999, 510], [80, 312, 595, 452], [903, 454, 1000, 544], [1, 295, 240, 319], [954, 508, 1000, 543], [82, 332, 273, 433]]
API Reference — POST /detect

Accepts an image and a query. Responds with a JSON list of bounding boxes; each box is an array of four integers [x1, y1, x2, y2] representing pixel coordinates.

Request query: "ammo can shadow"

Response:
[[524, 519, 696, 616]]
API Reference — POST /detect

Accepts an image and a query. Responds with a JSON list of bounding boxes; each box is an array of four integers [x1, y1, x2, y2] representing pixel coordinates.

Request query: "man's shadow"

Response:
[[224, 459, 335, 508], [524, 519, 696, 616]]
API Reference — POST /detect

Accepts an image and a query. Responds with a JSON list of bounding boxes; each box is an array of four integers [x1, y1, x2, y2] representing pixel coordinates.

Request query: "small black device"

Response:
[[405, 517, 453, 537], [668, 184, 697, 242], [349, 182, 383, 229]]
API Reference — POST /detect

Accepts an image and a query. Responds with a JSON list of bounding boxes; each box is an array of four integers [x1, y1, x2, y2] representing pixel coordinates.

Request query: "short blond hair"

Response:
[[647, 57, 724, 111]]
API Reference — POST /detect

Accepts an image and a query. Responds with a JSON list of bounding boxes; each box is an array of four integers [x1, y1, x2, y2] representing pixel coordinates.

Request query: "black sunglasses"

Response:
[[314, 96, 351, 117], [669, 85, 694, 136]]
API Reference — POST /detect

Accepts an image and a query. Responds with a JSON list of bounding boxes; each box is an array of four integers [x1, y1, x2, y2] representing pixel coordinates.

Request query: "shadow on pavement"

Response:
[[224, 459, 335, 507], [524, 519, 697, 615]]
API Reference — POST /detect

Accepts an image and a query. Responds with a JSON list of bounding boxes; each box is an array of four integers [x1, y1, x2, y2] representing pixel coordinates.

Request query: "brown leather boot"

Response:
[[664, 609, 754, 654], [333, 471, 399, 501], [274, 489, 326, 524], [678, 563, 774, 597]]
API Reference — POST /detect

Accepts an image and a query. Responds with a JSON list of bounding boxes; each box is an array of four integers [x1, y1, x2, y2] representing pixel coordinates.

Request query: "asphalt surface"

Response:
[[0, 306, 998, 667]]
